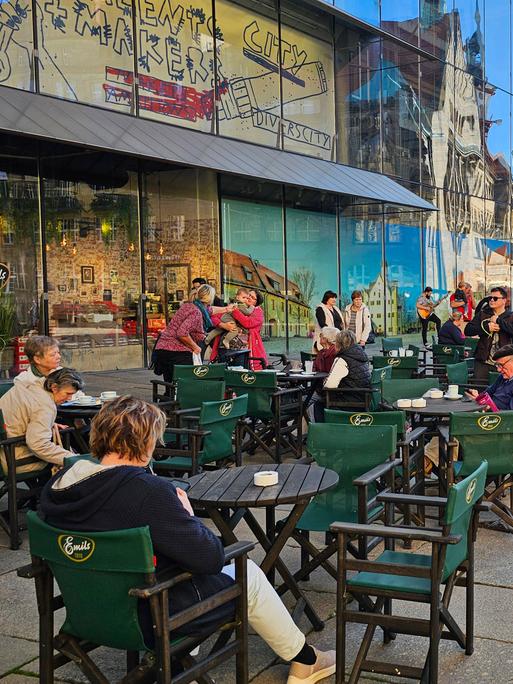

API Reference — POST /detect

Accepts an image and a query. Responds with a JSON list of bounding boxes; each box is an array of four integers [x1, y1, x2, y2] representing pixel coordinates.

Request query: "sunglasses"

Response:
[[490, 296, 505, 301]]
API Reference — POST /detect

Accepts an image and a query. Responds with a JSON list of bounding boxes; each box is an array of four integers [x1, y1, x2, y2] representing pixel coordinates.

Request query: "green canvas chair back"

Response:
[[198, 395, 248, 465], [369, 366, 392, 410], [224, 369, 277, 419], [176, 378, 225, 410], [408, 344, 421, 356], [26, 511, 153, 651], [381, 337, 403, 353], [446, 361, 468, 387], [299, 424, 397, 530], [433, 344, 464, 364], [488, 371, 500, 385], [464, 337, 478, 354], [300, 351, 315, 364], [381, 378, 440, 405], [324, 409, 406, 436], [449, 412, 513, 478], [442, 461, 487, 581], [173, 364, 226, 382], [372, 355, 418, 379], [0, 381, 13, 398]]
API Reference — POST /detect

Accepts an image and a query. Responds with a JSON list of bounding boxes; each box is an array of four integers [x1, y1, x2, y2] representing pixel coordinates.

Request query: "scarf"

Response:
[[194, 300, 213, 332]]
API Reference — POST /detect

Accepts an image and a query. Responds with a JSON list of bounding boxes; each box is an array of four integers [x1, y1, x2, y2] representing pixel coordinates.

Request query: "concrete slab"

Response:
[[0, 636, 38, 678]]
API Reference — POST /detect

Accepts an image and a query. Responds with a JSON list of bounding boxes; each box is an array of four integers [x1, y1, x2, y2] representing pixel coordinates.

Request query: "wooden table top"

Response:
[[393, 397, 480, 416], [187, 463, 339, 508], [276, 371, 328, 383]]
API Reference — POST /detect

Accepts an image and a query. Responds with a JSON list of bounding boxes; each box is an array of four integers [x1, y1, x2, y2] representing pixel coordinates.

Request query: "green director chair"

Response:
[[154, 395, 248, 475], [332, 461, 487, 683], [19, 510, 252, 684]]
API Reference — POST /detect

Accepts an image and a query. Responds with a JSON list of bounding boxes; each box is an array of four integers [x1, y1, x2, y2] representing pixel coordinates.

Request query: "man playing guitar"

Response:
[[416, 287, 447, 347]]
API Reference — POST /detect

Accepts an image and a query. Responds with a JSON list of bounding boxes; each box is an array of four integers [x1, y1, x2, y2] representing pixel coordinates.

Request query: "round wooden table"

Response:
[[187, 463, 339, 631], [393, 397, 480, 418]]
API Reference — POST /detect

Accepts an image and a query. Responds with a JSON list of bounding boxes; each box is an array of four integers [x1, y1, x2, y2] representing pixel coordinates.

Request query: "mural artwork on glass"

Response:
[[0, 0, 34, 91]]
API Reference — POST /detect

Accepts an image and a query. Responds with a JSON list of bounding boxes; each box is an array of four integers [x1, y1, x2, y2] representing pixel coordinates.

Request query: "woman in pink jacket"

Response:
[[210, 289, 268, 370]]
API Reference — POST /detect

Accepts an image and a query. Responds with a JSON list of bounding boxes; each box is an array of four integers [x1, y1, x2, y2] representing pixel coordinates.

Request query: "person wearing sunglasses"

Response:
[[465, 286, 513, 381], [466, 344, 513, 410]]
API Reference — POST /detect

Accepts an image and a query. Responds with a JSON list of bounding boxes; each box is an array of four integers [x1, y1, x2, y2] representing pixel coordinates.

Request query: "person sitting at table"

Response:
[[465, 344, 513, 410], [0, 368, 84, 475], [438, 311, 466, 346], [39, 396, 336, 684], [312, 326, 338, 373], [14, 335, 62, 387]]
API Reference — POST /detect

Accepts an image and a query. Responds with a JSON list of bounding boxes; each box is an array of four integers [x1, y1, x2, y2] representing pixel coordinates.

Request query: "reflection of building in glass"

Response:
[[223, 250, 310, 338]]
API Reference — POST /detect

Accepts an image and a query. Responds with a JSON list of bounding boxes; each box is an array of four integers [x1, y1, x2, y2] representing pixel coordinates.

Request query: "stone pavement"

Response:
[[2, 365, 513, 682]]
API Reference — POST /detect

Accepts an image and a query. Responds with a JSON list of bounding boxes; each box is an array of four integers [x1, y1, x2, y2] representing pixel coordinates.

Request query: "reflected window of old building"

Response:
[[41, 148, 143, 371]]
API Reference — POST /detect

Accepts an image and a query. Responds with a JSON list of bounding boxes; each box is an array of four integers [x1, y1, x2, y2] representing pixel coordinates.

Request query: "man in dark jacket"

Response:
[[465, 286, 513, 381]]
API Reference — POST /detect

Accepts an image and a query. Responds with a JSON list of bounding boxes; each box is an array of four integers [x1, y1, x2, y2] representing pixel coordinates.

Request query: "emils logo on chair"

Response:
[[477, 415, 502, 431], [241, 373, 256, 384], [380, 369, 388, 380], [443, 346, 452, 353], [193, 366, 209, 378], [219, 401, 233, 417], [58, 534, 95, 562], [387, 358, 401, 366], [349, 413, 374, 426]]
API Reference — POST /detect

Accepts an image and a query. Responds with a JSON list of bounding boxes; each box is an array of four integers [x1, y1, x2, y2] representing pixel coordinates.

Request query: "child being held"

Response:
[[204, 288, 254, 349]]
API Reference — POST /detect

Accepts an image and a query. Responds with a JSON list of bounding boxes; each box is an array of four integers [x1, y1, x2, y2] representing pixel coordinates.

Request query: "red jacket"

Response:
[[210, 306, 267, 370]]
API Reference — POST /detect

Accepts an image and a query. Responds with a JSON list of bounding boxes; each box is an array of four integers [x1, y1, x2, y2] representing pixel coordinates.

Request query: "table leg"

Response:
[[243, 505, 325, 631]]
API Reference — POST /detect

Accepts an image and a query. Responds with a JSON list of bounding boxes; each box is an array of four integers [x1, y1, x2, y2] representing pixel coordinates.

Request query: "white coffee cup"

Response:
[[399, 347, 406, 357], [304, 360, 314, 374], [430, 389, 444, 399], [405, 349, 414, 357], [447, 384, 459, 397], [389, 350, 398, 357], [77, 395, 95, 404], [100, 391, 117, 401]]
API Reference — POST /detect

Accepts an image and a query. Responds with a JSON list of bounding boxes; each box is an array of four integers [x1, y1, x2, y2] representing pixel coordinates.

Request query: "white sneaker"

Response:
[[287, 647, 336, 684]]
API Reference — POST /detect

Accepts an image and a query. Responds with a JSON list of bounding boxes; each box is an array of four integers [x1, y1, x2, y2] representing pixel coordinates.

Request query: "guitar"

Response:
[[416, 293, 449, 319]]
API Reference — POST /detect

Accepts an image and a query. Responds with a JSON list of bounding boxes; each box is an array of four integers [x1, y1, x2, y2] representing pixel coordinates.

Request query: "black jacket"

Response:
[[39, 465, 234, 644], [438, 320, 465, 346], [465, 306, 513, 362], [337, 344, 371, 391]]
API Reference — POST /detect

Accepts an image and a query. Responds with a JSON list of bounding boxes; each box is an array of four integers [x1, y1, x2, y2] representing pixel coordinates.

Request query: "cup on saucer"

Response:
[[77, 395, 95, 404], [446, 384, 459, 398], [100, 391, 117, 401]]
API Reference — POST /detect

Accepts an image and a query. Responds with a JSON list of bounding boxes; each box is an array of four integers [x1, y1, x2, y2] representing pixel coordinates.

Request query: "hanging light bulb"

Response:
[[158, 242, 164, 256], [128, 241, 135, 252], [45, 243, 50, 252], [145, 251, 151, 261], [61, 235, 67, 247], [72, 244, 77, 256]]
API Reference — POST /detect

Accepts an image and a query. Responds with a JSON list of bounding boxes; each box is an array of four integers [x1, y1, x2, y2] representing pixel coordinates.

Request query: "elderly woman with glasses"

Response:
[[0, 368, 84, 475], [466, 344, 513, 410], [465, 286, 513, 381]]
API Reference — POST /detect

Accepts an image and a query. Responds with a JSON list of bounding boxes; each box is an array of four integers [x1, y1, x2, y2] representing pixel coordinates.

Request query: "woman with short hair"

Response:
[[39, 396, 336, 684], [313, 290, 344, 353], [14, 335, 61, 388], [0, 367, 84, 474], [343, 291, 372, 347]]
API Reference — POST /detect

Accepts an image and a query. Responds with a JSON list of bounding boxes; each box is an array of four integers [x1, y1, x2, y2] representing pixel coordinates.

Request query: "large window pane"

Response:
[[220, 178, 285, 351], [135, 0, 214, 130], [285, 188, 338, 353], [42, 149, 143, 371], [215, 0, 280, 146], [340, 204, 384, 337], [424, 189, 457, 301], [420, 60, 454, 189], [453, 0, 483, 76], [384, 208, 422, 338], [141, 166, 220, 359], [38, 0, 135, 110], [452, 70, 484, 199], [280, 1, 336, 160], [484, 0, 511, 92], [0, 0, 34, 91], [381, 0, 419, 46], [334, 0, 379, 26], [420, 1, 453, 58], [381, 41, 420, 183], [0, 134, 41, 376], [335, 23, 381, 170]]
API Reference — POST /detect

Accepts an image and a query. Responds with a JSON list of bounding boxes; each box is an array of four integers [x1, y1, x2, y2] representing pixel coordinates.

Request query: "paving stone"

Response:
[[0, 636, 38, 677]]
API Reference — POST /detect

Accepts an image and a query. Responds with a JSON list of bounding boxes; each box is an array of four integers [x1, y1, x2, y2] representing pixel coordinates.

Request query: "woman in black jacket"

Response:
[[334, 329, 372, 402]]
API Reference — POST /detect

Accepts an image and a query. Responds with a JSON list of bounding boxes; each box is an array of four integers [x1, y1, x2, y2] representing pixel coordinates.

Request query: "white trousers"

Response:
[[222, 559, 305, 661]]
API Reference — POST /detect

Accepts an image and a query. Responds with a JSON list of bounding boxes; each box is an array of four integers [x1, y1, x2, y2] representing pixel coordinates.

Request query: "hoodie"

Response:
[[39, 462, 234, 641]]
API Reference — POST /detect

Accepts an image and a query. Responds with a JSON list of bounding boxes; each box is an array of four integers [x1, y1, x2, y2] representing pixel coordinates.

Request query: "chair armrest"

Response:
[[273, 387, 302, 397], [399, 426, 427, 445], [181, 415, 200, 424], [17, 563, 45, 579], [325, 387, 377, 395], [353, 458, 401, 486], [377, 492, 447, 507], [0, 434, 27, 447], [162, 428, 211, 437], [129, 541, 255, 598], [329, 521, 462, 545], [438, 425, 450, 443], [172, 407, 200, 416], [151, 379, 175, 390]]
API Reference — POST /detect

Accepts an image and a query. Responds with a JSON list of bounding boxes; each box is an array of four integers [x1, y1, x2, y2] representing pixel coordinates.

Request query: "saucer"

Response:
[[444, 394, 462, 401]]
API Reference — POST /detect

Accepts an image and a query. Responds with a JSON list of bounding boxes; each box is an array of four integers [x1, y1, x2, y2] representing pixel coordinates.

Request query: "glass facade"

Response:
[[2, 0, 513, 367]]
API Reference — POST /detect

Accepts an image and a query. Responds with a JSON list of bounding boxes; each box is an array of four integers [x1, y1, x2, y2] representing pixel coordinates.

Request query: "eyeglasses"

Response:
[[490, 296, 505, 301], [495, 358, 513, 370]]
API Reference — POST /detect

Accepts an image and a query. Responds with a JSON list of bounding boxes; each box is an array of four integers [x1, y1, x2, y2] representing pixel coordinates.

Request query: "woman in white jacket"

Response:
[[343, 290, 372, 347], [313, 290, 344, 353]]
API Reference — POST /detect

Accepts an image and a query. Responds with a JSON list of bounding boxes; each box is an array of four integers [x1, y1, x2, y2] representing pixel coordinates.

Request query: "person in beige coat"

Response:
[[0, 368, 84, 475], [343, 291, 372, 347]]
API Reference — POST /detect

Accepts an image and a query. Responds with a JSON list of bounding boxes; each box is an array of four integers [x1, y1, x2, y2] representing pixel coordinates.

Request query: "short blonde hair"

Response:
[[90, 396, 166, 463], [320, 326, 339, 345], [25, 335, 59, 362], [194, 284, 215, 305]]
